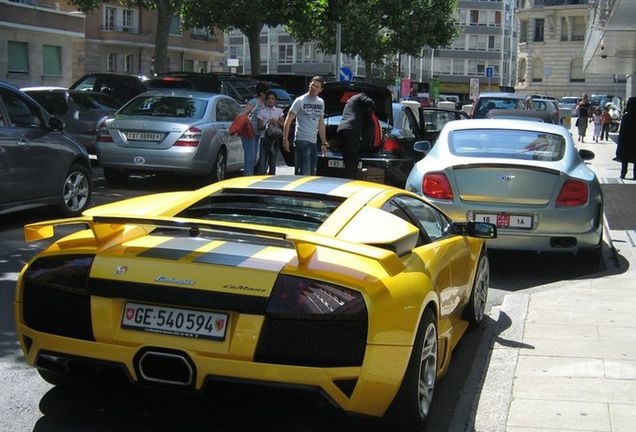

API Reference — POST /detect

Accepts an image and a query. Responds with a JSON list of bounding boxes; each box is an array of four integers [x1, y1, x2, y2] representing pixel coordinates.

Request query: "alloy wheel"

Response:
[[63, 168, 90, 212], [473, 257, 489, 323], [418, 322, 437, 418]]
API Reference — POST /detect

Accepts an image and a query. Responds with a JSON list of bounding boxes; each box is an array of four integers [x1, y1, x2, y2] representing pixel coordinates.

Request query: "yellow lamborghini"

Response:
[[15, 175, 495, 430]]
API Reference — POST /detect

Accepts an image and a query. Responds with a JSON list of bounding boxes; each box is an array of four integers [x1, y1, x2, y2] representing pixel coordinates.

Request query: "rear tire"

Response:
[[464, 252, 489, 327], [208, 148, 227, 184], [103, 168, 129, 187], [59, 163, 91, 217], [383, 308, 437, 431]]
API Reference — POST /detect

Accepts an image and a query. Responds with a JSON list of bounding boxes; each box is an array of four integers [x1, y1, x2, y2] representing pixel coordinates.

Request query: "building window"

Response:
[[534, 18, 544, 42], [452, 59, 464, 75], [104, 6, 115, 30], [42, 45, 62, 76], [183, 59, 194, 72], [520, 20, 528, 43], [571, 16, 585, 41], [532, 58, 543, 82], [470, 10, 479, 25], [488, 35, 496, 50], [124, 54, 134, 73], [199, 60, 208, 73], [495, 11, 501, 26], [122, 9, 134, 32], [107, 53, 117, 72], [518, 58, 526, 82], [278, 44, 294, 64], [8, 41, 29, 73], [170, 15, 181, 35], [570, 58, 585, 82], [560, 17, 568, 41], [433, 58, 451, 75], [458, 9, 467, 26]]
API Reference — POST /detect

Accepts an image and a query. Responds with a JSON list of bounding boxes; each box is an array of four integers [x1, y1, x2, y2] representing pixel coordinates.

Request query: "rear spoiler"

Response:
[[24, 215, 406, 276]]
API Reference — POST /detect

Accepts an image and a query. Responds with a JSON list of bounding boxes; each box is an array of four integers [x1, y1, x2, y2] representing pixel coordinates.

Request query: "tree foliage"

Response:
[[180, 0, 300, 74], [287, 0, 459, 70]]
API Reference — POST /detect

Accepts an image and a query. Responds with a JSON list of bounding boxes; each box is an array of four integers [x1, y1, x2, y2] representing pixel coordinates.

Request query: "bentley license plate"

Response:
[[126, 131, 163, 141], [328, 159, 345, 169], [122, 302, 228, 340], [474, 213, 533, 229]]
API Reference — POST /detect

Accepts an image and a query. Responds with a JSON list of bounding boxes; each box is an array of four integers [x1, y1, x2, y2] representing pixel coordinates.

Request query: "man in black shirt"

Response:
[[335, 93, 377, 179]]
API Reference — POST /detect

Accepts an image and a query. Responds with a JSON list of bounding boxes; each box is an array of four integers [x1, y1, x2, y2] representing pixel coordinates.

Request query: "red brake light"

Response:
[[382, 136, 400, 152], [556, 180, 588, 206], [96, 121, 113, 142], [422, 173, 453, 200], [175, 127, 202, 147]]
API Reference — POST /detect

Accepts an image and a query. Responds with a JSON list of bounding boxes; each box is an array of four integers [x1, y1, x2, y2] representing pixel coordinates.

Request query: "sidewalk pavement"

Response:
[[452, 120, 636, 432]]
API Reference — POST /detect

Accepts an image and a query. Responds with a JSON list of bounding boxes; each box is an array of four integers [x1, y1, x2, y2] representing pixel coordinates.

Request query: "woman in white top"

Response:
[[240, 82, 268, 176], [256, 91, 285, 175]]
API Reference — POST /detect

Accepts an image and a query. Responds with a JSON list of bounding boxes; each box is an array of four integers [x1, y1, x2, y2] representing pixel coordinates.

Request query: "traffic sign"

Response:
[[339, 67, 353, 81], [486, 66, 493, 78]]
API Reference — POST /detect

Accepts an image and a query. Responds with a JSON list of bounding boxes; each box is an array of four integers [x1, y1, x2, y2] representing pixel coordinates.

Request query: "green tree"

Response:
[[180, 0, 300, 74], [71, 0, 178, 74], [287, 0, 459, 77]]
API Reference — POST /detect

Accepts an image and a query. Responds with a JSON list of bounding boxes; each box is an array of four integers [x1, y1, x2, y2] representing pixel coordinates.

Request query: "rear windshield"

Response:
[[176, 188, 344, 231], [119, 95, 207, 118], [475, 97, 527, 118], [449, 129, 566, 161]]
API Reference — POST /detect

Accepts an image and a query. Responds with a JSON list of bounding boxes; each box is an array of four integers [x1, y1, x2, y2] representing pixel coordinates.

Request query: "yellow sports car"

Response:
[[15, 175, 495, 429]]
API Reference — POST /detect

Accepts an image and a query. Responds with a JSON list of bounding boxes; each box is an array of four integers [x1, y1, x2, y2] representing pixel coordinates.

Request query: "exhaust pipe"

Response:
[[137, 350, 195, 387]]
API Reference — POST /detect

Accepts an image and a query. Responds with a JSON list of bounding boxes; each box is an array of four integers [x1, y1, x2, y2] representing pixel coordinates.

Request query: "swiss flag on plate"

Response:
[[126, 308, 135, 321]]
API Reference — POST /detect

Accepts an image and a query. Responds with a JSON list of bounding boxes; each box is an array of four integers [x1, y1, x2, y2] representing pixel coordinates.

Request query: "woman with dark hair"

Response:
[[256, 90, 284, 175], [617, 96, 636, 179], [239, 82, 269, 175]]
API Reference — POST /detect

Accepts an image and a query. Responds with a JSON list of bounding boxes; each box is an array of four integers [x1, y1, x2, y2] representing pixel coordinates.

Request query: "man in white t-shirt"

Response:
[[282, 76, 328, 175], [256, 90, 284, 175]]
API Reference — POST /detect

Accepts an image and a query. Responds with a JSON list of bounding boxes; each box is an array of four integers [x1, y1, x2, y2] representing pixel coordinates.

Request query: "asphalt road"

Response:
[[0, 166, 619, 432]]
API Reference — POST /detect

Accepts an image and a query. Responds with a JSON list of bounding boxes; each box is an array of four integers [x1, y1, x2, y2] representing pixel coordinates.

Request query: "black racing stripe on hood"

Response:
[[193, 242, 267, 267], [138, 237, 211, 260]]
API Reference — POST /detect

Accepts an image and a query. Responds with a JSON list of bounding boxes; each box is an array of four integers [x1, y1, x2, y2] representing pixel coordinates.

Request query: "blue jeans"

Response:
[[294, 140, 317, 176], [241, 133, 260, 176]]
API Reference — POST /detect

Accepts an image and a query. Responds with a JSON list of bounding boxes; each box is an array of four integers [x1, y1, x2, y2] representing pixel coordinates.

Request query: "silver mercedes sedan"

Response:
[[96, 90, 244, 186], [405, 119, 603, 261]]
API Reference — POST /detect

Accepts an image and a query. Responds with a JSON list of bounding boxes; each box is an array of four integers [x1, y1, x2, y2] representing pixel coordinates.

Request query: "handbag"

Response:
[[265, 121, 283, 138]]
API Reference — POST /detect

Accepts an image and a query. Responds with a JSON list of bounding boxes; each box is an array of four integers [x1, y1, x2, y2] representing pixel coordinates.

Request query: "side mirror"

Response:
[[413, 140, 432, 154], [579, 149, 595, 161], [454, 221, 497, 239], [49, 117, 65, 131]]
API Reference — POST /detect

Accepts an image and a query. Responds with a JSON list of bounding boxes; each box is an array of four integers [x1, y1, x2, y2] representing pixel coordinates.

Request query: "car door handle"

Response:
[[17, 138, 29, 146]]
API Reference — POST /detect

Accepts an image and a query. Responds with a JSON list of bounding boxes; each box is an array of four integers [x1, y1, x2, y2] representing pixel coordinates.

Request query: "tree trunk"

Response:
[[365, 59, 373, 80], [243, 24, 263, 75], [153, 0, 172, 74]]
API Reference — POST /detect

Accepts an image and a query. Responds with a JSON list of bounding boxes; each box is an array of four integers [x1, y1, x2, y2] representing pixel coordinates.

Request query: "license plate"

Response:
[[474, 213, 533, 229], [126, 131, 163, 141], [121, 302, 228, 340], [328, 159, 345, 168]]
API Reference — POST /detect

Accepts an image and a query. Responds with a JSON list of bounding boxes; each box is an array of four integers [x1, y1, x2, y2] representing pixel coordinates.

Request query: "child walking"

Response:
[[592, 108, 602, 143]]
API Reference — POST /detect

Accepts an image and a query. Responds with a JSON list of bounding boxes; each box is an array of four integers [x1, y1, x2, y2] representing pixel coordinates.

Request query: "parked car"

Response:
[[16, 175, 496, 429], [471, 92, 531, 118], [0, 81, 92, 216], [311, 81, 467, 186], [485, 109, 554, 123], [95, 90, 244, 186], [531, 98, 562, 124], [405, 119, 604, 262], [69, 73, 151, 106], [22, 87, 120, 154], [558, 96, 581, 112], [606, 101, 622, 132]]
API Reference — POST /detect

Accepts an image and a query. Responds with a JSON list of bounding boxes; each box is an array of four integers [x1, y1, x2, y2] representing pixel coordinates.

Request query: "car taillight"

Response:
[[382, 136, 400, 152], [96, 121, 113, 142], [422, 172, 453, 200], [556, 180, 588, 206], [174, 127, 201, 147]]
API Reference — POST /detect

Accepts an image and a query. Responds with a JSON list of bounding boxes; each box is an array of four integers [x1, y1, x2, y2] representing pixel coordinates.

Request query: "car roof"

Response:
[[21, 86, 67, 92], [448, 118, 568, 134], [137, 89, 225, 98], [477, 92, 528, 99]]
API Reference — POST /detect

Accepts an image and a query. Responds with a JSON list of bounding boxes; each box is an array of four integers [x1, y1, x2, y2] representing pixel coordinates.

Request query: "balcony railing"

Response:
[[101, 25, 139, 34], [534, 0, 588, 5]]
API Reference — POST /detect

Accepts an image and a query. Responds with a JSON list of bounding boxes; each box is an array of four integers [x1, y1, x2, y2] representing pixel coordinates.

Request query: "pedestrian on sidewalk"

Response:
[[592, 108, 602, 143], [256, 90, 284, 175], [575, 94, 592, 143], [617, 96, 636, 179], [283, 76, 328, 176], [240, 82, 269, 176], [601, 105, 611, 141], [335, 92, 377, 179]]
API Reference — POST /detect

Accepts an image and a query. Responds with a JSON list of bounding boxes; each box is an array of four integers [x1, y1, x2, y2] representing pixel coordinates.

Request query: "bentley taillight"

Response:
[[174, 127, 202, 147], [382, 136, 400, 152], [422, 173, 453, 200], [556, 180, 588, 206]]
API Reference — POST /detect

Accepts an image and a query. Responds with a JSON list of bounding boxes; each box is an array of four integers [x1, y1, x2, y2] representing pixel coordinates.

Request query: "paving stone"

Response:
[[507, 399, 610, 431], [609, 403, 636, 432], [515, 355, 605, 378], [513, 376, 636, 404]]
